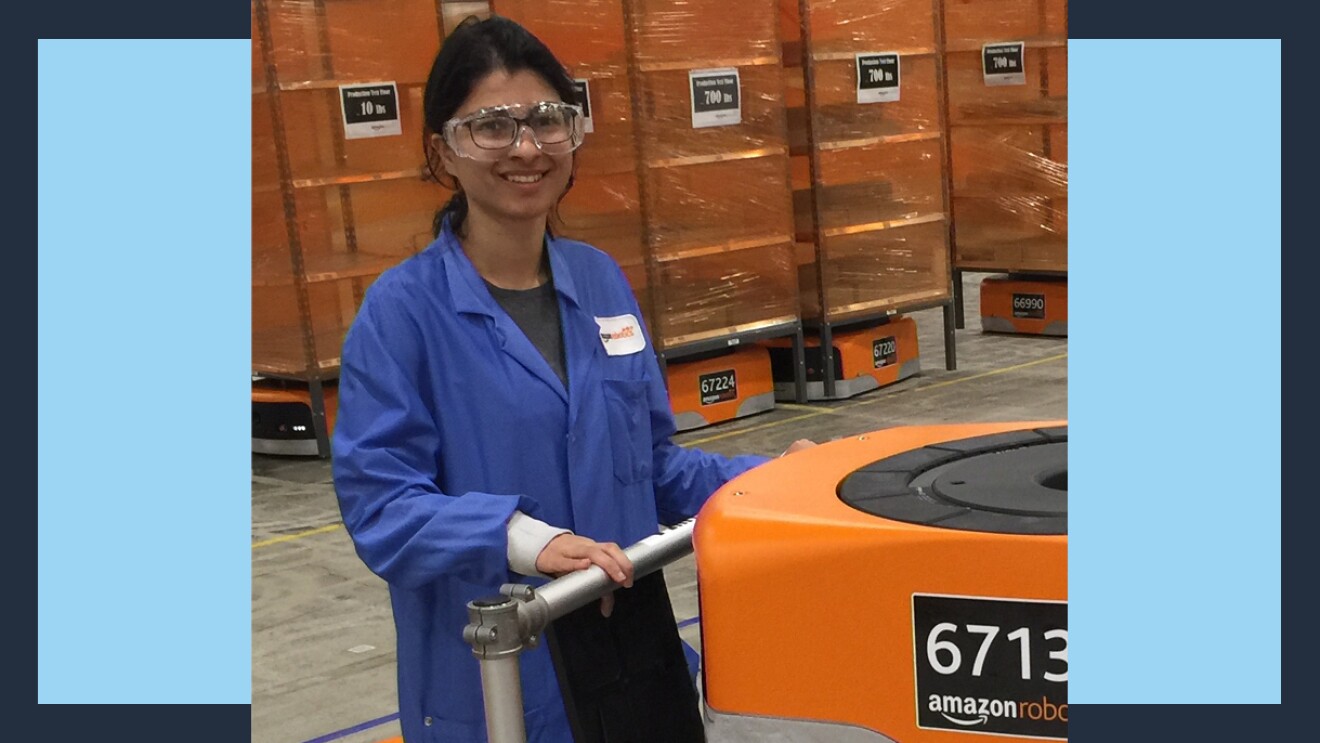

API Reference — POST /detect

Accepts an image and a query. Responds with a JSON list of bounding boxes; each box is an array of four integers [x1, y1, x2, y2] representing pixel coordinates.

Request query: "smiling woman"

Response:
[[420, 16, 584, 275], [430, 68, 580, 260], [328, 14, 777, 743]]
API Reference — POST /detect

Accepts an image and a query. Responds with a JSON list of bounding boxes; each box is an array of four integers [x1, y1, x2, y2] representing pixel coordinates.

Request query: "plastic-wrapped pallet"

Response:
[[629, 0, 800, 349], [943, 0, 1068, 273], [253, 0, 447, 377], [785, 0, 953, 321]]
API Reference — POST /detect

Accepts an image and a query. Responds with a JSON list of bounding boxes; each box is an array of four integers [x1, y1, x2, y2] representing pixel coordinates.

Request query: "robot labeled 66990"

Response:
[[696, 421, 1067, 742]]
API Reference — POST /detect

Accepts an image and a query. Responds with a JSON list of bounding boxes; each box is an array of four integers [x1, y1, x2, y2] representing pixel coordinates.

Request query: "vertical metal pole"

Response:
[[479, 656, 528, 743], [465, 597, 529, 743], [819, 321, 836, 399], [792, 321, 808, 403], [953, 267, 965, 329], [312, 0, 361, 258], [620, 0, 666, 355], [774, 12, 806, 393], [1035, 0, 1055, 244], [313, 0, 368, 345], [943, 302, 958, 370], [797, 0, 834, 403], [308, 377, 332, 459], [930, 0, 963, 347], [933, 0, 964, 332]]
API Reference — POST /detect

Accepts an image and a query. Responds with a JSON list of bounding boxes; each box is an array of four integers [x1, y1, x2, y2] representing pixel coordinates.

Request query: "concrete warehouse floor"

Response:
[[252, 272, 1068, 743]]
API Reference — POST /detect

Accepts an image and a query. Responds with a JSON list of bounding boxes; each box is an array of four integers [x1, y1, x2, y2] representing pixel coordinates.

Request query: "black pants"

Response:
[[546, 572, 706, 743]]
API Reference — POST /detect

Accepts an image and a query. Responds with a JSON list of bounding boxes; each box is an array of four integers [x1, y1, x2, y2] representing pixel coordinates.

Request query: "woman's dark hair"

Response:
[[423, 15, 578, 237]]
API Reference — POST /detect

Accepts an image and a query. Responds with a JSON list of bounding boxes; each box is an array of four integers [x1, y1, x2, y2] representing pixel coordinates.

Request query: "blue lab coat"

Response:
[[332, 224, 768, 743]]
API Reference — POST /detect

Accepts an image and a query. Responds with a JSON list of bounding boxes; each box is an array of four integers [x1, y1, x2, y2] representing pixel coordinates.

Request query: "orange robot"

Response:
[[980, 276, 1068, 337], [764, 315, 921, 401], [696, 422, 1067, 742], [666, 346, 778, 432], [251, 380, 337, 456]]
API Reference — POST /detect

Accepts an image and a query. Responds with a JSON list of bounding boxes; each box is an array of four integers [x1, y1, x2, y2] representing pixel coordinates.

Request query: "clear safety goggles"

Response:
[[442, 101, 585, 161]]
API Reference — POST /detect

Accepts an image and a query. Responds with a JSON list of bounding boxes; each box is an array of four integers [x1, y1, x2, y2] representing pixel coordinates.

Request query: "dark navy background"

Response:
[[1069, 4, 1292, 740], [23, 4, 253, 741], [20, 2, 1293, 742]]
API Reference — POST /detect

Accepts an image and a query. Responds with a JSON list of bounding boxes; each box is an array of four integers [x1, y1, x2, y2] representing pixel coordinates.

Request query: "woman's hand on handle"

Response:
[[535, 534, 635, 617]]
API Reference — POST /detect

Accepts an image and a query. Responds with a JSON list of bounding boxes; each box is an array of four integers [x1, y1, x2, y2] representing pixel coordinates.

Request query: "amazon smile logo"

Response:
[[942, 712, 989, 726]]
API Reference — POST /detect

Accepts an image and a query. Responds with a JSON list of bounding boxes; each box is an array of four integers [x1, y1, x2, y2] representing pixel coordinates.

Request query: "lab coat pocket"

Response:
[[602, 379, 652, 485]]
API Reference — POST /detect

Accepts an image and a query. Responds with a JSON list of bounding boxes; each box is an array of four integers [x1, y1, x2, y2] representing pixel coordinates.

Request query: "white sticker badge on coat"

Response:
[[595, 314, 646, 356]]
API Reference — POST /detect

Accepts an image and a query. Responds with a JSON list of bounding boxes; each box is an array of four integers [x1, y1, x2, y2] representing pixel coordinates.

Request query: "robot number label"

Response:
[[912, 594, 1067, 739], [699, 369, 737, 406], [1012, 293, 1047, 319]]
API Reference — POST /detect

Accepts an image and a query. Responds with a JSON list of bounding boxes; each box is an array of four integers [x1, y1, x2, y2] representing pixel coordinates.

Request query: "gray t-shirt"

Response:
[[484, 279, 568, 391]]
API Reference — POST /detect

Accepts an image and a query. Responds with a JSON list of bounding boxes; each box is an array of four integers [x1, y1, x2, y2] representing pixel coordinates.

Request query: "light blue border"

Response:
[[37, 40, 251, 703], [33, 36, 1282, 709], [1070, 40, 1280, 703]]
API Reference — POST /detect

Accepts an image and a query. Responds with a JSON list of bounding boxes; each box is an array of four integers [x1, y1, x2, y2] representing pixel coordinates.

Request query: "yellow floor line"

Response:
[[775, 402, 846, 415], [252, 523, 342, 550], [843, 352, 1068, 409], [682, 410, 832, 446]]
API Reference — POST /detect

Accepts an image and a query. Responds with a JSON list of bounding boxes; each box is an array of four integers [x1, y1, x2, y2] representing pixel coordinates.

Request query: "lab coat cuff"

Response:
[[507, 511, 572, 578]]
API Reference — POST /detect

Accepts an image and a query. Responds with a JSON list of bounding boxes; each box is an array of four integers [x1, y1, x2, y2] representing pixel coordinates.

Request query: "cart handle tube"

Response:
[[464, 519, 698, 743], [519, 518, 697, 636]]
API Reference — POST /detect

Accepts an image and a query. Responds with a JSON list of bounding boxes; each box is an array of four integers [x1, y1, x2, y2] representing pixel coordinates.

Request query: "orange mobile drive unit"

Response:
[[981, 276, 1068, 337], [666, 345, 776, 432], [252, 380, 337, 456], [764, 315, 921, 401], [697, 422, 1068, 742]]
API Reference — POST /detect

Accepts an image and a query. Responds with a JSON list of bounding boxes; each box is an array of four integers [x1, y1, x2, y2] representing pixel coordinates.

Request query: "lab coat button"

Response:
[[424, 717, 433, 726]]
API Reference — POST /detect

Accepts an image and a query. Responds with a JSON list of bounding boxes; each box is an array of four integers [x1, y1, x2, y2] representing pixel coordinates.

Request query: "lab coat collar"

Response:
[[544, 233, 582, 309], [435, 220, 580, 405]]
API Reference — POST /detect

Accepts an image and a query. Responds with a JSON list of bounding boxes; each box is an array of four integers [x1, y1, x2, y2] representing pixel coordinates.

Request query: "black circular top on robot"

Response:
[[836, 427, 1067, 535]]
